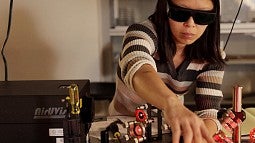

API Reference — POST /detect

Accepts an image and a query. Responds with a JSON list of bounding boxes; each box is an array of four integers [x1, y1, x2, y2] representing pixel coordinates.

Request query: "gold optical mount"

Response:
[[66, 84, 82, 115]]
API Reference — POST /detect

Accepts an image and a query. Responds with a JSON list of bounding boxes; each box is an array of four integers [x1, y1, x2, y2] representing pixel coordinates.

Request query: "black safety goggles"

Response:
[[168, 3, 216, 25]]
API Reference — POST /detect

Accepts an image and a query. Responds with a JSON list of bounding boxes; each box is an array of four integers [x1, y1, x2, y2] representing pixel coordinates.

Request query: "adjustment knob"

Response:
[[250, 128, 255, 143]]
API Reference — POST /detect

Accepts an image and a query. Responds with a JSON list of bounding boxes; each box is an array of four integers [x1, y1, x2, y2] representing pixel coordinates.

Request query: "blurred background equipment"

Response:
[[0, 79, 93, 143]]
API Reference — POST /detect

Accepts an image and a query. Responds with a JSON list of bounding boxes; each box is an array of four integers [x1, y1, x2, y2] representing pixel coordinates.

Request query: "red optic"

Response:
[[250, 128, 255, 143]]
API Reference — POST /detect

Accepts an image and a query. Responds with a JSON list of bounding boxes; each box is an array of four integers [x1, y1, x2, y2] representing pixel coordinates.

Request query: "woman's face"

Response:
[[169, 0, 214, 47]]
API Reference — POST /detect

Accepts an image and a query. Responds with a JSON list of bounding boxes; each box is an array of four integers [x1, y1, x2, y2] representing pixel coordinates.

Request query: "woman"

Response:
[[109, 0, 225, 142]]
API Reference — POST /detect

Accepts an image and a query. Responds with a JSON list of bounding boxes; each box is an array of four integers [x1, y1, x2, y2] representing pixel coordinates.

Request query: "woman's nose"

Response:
[[183, 16, 196, 27]]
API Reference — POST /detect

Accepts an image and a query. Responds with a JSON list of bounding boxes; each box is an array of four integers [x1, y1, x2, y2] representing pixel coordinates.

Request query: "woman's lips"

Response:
[[181, 32, 195, 39]]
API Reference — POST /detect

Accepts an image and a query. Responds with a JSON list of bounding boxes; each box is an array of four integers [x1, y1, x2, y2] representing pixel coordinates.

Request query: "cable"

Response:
[[1, 0, 14, 81], [223, 0, 244, 51]]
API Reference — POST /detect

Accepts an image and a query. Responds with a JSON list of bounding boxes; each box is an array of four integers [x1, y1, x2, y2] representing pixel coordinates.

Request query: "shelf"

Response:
[[226, 59, 255, 65], [109, 23, 255, 36], [109, 26, 128, 36], [225, 55, 255, 65], [221, 22, 255, 34]]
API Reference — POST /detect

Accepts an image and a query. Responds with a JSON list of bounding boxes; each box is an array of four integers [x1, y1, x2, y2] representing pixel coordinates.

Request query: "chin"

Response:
[[181, 39, 196, 45]]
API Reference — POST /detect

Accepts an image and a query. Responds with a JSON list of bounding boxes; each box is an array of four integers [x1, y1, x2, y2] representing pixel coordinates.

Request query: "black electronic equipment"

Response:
[[0, 80, 94, 143]]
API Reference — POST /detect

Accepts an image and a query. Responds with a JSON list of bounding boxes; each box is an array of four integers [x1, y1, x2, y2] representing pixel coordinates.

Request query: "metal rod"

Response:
[[232, 85, 243, 143]]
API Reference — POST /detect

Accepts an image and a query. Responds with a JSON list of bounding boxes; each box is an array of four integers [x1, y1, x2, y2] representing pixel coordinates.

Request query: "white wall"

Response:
[[0, 0, 111, 82]]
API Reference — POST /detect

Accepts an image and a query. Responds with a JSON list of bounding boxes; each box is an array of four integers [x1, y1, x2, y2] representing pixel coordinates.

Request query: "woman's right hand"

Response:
[[132, 64, 215, 143], [163, 97, 215, 143]]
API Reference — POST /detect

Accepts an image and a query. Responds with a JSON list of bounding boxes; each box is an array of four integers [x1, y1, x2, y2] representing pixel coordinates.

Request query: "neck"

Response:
[[173, 44, 186, 68], [175, 43, 186, 56]]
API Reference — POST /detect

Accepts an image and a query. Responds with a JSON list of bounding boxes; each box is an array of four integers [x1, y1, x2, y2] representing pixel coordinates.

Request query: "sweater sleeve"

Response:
[[118, 21, 158, 90], [194, 63, 225, 119]]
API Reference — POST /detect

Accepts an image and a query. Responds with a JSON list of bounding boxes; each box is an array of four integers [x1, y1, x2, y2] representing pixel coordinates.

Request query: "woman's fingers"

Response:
[[171, 121, 182, 143], [191, 121, 203, 143], [200, 123, 215, 143], [170, 115, 214, 143], [181, 120, 193, 143], [164, 104, 215, 143]]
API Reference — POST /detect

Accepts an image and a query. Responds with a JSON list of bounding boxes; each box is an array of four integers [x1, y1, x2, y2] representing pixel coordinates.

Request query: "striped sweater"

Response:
[[108, 20, 224, 120]]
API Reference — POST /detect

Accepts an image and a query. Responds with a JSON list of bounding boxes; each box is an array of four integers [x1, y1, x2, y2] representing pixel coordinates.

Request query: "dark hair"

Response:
[[149, 0, 225, 66]]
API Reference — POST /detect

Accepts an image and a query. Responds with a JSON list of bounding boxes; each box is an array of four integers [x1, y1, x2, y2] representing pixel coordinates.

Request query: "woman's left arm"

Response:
[[195, 63, 225, 136]]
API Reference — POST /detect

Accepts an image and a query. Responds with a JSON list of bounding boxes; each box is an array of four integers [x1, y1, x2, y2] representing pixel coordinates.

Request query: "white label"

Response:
[[49, 128, 63, 136], [56, 138, 64, 143]]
